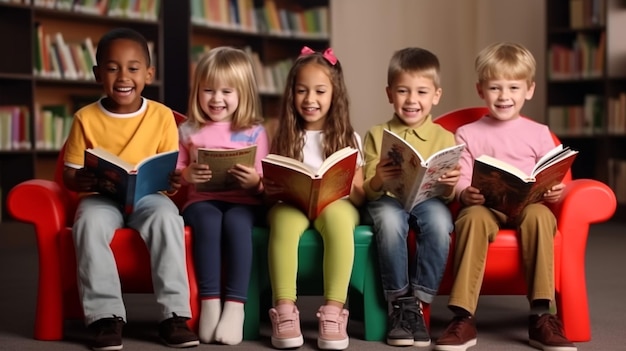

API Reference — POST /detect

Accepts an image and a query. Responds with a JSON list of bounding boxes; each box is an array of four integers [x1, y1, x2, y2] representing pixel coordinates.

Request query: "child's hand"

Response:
[[460, 186, 485, 206], [168, 169, 182, 193], [229, 164, 261, 190], [262, 177, 284, 196], [183, 162, 212, 184], [438, 165, 461, 187], [74, 168, 97, 192], [370, 157, 402, 192], [543, 182, 565, 203]]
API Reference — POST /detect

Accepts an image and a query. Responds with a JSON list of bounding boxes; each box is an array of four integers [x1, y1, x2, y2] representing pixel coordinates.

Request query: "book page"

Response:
[[262, 154, 315, 178], [409, 143, 465, 209], [317, 147, 358, 176], [196, 145, 257, 192], [86, 147, 134, 173], [475, 155, 531, 181]]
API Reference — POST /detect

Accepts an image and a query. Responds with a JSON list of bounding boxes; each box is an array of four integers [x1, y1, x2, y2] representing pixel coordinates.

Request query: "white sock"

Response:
[[199, 299, 221, 343], [215, 301, 245, 345]]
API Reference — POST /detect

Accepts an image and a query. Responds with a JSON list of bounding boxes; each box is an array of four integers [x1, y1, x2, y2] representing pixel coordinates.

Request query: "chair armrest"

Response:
[[551, 178, 616, 233], [7, 179, 70, 243]]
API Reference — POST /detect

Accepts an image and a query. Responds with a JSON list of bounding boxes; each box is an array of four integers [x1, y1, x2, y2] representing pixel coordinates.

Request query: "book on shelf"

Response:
[[195, 145, 257, 192], [84, 147, 179, 212], [471, 144, 578, 218], [261, 147, 358, 220], [380, 129, 465, 211]]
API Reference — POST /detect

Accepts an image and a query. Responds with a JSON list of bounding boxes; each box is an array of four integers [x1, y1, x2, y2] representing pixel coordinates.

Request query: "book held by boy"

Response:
[[381, 129, 465, 211], [261, 146, 358, 219], [84, 147, 179, 213], [471, 144, 578, 218], [196, 145, 257, 192]]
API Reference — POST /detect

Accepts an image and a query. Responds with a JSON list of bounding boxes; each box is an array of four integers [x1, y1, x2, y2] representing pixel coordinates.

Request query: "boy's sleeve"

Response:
[[362, 127, 385, 201], [63, 115, 88, 168], [158, 109, 179, 153]]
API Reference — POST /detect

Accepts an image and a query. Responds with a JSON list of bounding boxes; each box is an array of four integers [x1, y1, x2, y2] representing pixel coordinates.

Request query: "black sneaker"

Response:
[[88, 316, 124, 351], [403, 298, 431, 347], [386, 297, 415, 346], [158, 313, 200, 348]]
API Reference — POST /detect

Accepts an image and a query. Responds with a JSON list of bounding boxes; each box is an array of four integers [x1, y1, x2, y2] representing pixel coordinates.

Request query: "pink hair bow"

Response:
[[299, 46, 337, 65]]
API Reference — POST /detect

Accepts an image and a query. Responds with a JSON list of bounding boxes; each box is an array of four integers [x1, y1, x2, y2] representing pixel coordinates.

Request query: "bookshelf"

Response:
[[163, 0, 330, 122], [0, 1, 163, 221], [545, 0, 626, 217]]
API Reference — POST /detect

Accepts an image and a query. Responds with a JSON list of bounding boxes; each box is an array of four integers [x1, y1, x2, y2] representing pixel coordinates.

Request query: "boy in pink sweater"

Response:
[[434, 42, 576, 351]]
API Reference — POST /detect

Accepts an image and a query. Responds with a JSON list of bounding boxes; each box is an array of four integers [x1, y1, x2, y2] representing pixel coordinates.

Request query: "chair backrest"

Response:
[[53, 110, 188, 224], [434, 107, 572, 182]]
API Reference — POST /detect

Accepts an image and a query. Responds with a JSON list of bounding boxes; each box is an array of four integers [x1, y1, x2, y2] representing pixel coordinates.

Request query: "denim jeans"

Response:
[[367, 195, 452, 303]]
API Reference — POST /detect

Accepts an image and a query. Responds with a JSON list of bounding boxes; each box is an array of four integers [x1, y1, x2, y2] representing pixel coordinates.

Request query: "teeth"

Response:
[[116, 87, 132, 92]]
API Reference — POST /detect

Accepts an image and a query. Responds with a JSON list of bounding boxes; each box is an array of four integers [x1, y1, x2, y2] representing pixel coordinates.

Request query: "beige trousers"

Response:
[[448, 203, 556, 314]]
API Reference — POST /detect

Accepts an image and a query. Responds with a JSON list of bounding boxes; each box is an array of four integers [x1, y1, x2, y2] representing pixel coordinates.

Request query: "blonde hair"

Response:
[[475, 42, 536, 86], [387, 47, 441, 89], [186, 46, 263, 130], [271, 50, 357, 160]]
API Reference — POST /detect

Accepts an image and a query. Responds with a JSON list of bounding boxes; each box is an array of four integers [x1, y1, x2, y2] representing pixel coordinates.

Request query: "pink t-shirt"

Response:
[[455, 115, 556, 197], [177, 120, 269, 209]]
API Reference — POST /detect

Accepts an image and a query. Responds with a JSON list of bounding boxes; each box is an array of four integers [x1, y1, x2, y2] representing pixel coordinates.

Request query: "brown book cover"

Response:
[[196, 145, 257, 192], [261, 147, 357, 219], [471, 145, 578, 218]]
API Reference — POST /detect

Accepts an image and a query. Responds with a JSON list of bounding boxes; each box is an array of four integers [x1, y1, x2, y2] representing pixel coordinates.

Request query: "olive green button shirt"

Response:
[[362, 114, 456, 202]]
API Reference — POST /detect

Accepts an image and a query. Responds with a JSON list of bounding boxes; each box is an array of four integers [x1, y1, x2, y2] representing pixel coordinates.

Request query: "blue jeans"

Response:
[[367, 195, 452, 303], [183, 200, 259, 302]]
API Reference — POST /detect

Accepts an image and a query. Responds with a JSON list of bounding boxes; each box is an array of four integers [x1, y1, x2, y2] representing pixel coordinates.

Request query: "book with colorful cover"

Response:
[[195, 145, 257, 192], [84, 147, 178, 212], [381, 129, 465, 211], [261, 147, 358, 219], [471, 144, 578, 218]]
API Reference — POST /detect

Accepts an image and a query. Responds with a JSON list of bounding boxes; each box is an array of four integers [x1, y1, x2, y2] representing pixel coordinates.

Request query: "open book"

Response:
[[196, 145, 257, 192], [84, 147, 178, 213], [381, 129, 465, 211], [261, 147, 358, 219], [471, 144, 578, 218]]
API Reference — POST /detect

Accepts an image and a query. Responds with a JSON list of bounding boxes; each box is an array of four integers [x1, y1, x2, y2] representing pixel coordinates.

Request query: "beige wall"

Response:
[[331, 0, 545, 137]]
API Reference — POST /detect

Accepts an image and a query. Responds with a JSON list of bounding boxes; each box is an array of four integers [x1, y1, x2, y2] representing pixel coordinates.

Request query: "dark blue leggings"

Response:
[[182, 200, 257, 302]]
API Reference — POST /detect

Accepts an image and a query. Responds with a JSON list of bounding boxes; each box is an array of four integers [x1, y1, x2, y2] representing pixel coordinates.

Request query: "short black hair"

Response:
[[95, 27, 151, 66]]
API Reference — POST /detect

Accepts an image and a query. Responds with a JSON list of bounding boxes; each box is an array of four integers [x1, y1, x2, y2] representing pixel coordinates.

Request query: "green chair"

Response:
[[243, 225, 387, 341]]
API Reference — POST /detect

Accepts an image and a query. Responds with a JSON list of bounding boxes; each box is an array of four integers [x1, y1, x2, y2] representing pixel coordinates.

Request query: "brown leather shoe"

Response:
[[528, 314, 577, 351], [434, 315, 477, 351]]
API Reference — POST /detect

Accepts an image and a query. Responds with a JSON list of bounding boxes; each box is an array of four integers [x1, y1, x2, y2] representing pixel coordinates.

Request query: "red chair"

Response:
[[416, 107, 616, 342], [6, 111, 199, 341]]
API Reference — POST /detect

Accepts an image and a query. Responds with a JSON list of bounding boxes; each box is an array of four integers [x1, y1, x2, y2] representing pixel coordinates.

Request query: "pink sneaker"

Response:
[[317, 305, 349, 350], [268, 304, 304, 349]]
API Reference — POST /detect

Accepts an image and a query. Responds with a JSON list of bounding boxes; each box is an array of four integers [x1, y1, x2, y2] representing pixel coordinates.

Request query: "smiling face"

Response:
[[93, 38, 154, 114], [476, 78, 535, 121], [198, 79, 239, 122], [294, 62, 333, 130], [386, 71, 442, 128]]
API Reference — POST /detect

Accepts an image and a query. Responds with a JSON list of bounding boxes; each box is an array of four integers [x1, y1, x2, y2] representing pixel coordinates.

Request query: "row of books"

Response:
[[0, 106, 31, 151], [0, 103, 77, 151], [569, 0, 605, 28], [608, 158, 626, 204], [191, 45, 292, 95], [547, 95, 603, 136], [191, 0, 329, 39], [31, 0, 160, 20], [33, 26, 155, 81], [547, 32, 605, 80], [548, 93, 626, 136]]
